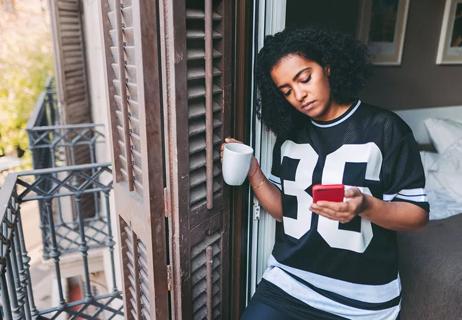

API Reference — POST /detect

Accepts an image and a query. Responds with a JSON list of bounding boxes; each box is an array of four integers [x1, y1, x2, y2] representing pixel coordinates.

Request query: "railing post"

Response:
[[103, 191, 118, 292], [0, 267, 13, 320], [12, 221, 31, 320], [90, 139, 100, 219], [16, 207, 38, 317], [74, 194, 93, 298], [6, 247, 25, 319], [44, 199, 66, 305]]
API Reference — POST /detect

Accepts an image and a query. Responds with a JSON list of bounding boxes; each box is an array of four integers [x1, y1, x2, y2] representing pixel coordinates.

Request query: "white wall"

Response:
[[81, 0, 123, 294], [82, 0, 112, 164]]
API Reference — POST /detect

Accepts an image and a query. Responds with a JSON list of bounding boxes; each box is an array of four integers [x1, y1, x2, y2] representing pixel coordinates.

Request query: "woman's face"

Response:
[[270, 54, 334, 121]]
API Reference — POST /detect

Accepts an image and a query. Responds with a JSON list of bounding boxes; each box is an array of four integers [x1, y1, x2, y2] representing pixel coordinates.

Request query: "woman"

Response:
[[222, 28, 429, 319]]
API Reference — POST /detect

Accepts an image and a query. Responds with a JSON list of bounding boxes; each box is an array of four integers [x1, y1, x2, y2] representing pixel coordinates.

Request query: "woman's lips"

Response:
[[301, 100, 315, 110]]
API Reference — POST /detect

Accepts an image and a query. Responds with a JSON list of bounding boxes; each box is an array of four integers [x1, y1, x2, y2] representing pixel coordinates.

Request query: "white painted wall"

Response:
[[82, 0, 111, 164], [81, 0, 123, 294]]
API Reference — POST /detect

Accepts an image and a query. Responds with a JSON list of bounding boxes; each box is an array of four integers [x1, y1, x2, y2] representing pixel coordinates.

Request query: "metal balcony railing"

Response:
[[26, 77, 105, 169], [0, 163, 123, 319], [24, 78, 109, 258]]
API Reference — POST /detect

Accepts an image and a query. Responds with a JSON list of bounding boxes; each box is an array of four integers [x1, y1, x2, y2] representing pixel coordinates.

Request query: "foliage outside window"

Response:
[[0, 0, 53, 168]]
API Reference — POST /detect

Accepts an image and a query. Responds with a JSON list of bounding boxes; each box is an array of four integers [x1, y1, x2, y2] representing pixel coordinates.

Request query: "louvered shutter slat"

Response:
[[187, 67, 221, 80], [187, 48, 222, 60], [186, 9, 222, 20], [189, 101, 221, 119], [187, 30, 223, 39]]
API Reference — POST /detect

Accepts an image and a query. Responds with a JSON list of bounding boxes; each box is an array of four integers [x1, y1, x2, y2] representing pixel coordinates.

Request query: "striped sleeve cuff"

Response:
[[383, 188, 429, 212], [268, 174, 282, 191], [383, 188, 427, 202]]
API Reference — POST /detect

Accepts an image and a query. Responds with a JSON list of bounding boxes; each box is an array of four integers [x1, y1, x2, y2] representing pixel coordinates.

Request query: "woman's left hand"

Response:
[[310, 188, 369, 223]]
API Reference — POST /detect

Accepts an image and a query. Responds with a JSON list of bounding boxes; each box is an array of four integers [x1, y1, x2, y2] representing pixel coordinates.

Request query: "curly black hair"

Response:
[[255, 27, 370, 139]]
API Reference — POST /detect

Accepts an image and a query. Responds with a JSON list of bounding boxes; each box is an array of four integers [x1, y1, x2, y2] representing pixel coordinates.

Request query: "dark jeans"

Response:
[[241, 299, 299, 320], [241, 298, 401, 320]]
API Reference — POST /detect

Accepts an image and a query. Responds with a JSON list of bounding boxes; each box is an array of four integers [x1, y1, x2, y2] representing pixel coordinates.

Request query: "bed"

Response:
[[395, 106, 462, 319]]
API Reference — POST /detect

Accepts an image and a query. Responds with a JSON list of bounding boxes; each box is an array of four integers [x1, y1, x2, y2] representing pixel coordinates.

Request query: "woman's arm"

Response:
[[221, 138, 283, 221], [247, 157, 283, 221], [311, 188, 428, 231]]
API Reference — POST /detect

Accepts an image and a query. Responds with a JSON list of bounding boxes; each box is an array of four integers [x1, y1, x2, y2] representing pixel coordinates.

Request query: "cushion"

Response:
[[419, 139, 462, 220], [398, 213, 462, 319], [424, 118, 462, 154], [419, 151, 439, 173]]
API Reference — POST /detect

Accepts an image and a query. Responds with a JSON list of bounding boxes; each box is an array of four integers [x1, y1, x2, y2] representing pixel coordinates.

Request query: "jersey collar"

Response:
[[311, 100, 361, 128]]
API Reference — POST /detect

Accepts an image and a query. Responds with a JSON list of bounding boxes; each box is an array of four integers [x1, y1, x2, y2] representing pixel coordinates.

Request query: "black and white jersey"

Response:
[[262, 100, 429, 319]]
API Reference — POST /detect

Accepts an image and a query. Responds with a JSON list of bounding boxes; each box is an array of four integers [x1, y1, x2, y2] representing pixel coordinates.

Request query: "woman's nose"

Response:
[[294, 86, 307, 102]]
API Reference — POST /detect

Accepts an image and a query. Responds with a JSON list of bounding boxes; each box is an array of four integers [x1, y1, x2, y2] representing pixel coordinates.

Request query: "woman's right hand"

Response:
[[220, 137, 259, 178], [221, 138, 282, 220]]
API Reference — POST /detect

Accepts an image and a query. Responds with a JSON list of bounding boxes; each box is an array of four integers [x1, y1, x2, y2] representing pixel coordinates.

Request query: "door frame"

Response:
[[232, 0, 287, 317], [245, 0, 287, 304]]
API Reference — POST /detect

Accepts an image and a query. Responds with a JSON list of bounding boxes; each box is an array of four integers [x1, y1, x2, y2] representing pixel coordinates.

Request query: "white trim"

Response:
[[247, 0, 286, 299], [384, 188, 428, 202], [263, 267, 401, 320], [311, 100, 362, 128], [398, 188, 426, 196], [266, 255, 401, 303], [383, 193, 428, 202], [396, 194, 428, 202], [247, 0, 262, 301], [268, 173, 281, 190], [383, 194, 397, 201]]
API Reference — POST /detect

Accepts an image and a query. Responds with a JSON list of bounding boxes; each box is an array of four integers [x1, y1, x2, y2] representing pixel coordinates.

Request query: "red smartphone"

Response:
[[312, 184, 344, 203]]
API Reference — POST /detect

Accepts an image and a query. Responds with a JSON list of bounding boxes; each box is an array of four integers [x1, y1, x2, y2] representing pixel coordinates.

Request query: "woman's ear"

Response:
[[325, 65, 331, 77]]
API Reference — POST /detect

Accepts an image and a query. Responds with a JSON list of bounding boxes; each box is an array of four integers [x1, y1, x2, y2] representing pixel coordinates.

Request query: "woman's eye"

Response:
[[283, 90, 291, 97], [301, 75, 311, 83]]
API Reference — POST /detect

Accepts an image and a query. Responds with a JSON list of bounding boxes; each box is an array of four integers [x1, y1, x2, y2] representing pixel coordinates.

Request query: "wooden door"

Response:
[[100, 0, 169, 319], [159, 0, 234, 319]]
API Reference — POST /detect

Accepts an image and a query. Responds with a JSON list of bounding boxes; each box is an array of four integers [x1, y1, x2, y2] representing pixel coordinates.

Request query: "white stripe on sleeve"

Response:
[[383, 188, 427, 202], [268, 174, 282, 190]]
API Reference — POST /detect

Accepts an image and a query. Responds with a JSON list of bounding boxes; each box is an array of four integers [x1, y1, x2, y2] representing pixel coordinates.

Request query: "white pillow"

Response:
[[424, 118, 462, 154], [424, 139, 462, 220], [432, 138, 462, 198], [419, 151, 439, 174]]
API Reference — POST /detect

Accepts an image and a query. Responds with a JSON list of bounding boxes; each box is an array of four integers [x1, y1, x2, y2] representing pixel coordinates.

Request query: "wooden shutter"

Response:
[[159, 0, 234, 319], [49, 0, 91, 125], [48, 0, 95, 218], [100, 0, 169, 319]]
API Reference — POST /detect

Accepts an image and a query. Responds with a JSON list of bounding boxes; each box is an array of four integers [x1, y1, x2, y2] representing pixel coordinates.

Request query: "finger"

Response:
[[315, 201, 349, 212], [225, 137, 243, 144], [312, 208, 337, 221], [316, 210, 353, 224], [311, 204, 340, 220], [345, 187, 361, 198]]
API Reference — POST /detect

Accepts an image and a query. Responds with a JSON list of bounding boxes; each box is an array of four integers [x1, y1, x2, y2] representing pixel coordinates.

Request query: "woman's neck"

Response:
[[314, 100, 352, 122]]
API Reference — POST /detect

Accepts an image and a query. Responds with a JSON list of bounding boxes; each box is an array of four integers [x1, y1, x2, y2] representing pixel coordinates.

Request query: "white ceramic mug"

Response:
[[222, 143, 253, 186]]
